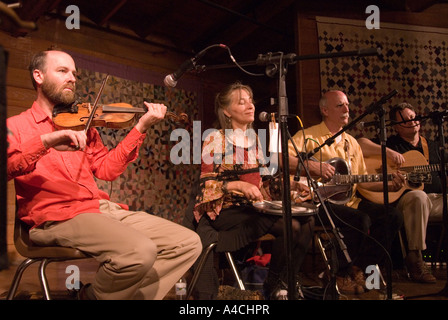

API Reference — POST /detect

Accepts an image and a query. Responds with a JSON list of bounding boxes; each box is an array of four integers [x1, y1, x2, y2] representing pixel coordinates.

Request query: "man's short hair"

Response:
[[389, 102, 416, 121]]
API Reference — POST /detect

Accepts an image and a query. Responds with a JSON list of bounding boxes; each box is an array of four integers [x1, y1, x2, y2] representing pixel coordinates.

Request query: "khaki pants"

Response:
[[30, 200, 202, 300], [397, 191, 444, 251]]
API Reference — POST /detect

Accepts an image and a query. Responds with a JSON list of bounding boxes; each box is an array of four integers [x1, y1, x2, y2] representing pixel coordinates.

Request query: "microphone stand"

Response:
[[276, 59, 345, 299], [253, 48, 383, 300], [377, 105, 394, 300], [288, 132, 350, 300], [276, 56, 296, 300], [201, 47, 382, 299]]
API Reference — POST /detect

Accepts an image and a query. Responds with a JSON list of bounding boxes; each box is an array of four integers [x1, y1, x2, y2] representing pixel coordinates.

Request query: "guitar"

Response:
[[357, 150, 438, 204], [303, 152, 432, 205]]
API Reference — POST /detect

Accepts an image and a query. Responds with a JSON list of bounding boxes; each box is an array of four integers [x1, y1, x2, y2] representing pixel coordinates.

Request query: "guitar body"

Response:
[[315, 157, 353, 205], [300, 157, 354, 205], [357, 150, 428, 204]]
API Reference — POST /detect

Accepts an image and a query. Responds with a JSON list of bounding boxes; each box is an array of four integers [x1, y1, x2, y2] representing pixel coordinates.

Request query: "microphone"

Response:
[[358, 120, 379, 129], [259, 111, 276, 122], [164, 50, 207, 87], [259, 112, 297, 122]]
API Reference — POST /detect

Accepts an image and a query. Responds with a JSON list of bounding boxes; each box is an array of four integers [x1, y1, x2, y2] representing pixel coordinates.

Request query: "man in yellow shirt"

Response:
[[287, 90, 404, 294]]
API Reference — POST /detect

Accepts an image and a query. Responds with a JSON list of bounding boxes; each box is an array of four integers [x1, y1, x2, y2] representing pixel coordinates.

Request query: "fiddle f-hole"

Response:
[[80, 114, 98, 122]]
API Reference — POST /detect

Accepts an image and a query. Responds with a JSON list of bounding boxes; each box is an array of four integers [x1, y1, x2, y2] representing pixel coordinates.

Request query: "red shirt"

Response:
[[7, 102, 146, 228]]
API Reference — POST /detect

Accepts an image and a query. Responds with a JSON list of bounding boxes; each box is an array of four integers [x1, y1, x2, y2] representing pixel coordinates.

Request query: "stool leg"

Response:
[[224, 252, 245, 290], [187, 243, 217, 300], [38, 259, 52, 300], [6, 258, 38, 300]]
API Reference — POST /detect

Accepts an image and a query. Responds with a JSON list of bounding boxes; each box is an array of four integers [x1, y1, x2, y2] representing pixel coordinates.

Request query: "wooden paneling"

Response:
[[6, 86, 35, 111], [6, 67, 33, 90], [295, 14, 322, 128]]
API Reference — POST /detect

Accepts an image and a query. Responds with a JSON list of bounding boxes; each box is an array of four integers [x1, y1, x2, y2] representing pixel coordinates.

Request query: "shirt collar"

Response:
[[31, 101, 51, 124], [318, 121, 346, 141]]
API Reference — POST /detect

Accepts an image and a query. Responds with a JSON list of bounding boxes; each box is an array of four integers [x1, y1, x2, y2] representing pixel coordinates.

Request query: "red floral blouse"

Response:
[[193, 129, 272, 223]]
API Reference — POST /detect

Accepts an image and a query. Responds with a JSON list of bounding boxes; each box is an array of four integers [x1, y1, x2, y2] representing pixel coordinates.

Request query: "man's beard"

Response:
[[41, 80, 76, 106]]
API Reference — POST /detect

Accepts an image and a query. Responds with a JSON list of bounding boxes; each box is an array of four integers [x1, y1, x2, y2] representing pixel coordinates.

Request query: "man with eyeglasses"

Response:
[[358, 102, 444, 283]]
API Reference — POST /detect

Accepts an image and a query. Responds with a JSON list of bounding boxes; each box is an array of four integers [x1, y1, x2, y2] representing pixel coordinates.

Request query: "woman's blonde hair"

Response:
[[214, 81, 254, 130]]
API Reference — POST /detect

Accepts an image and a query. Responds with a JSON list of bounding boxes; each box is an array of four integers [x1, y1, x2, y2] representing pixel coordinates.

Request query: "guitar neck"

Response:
[[401, 163, 443, 173], [332, 173, 394, 185]]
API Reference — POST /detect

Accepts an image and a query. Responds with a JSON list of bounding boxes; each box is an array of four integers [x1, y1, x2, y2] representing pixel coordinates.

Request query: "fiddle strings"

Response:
[[84, 74, 110, 132]]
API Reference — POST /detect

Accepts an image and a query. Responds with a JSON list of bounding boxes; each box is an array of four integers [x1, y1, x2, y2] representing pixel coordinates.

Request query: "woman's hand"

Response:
[[227, 180, 263, 202], [291, 181, 311, 203]]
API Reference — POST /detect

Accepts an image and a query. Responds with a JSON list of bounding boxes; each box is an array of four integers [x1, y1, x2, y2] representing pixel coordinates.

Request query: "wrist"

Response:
[[221, 181, 229, 194], [41, 134, 51, 149], [135, 122, 148, 134]]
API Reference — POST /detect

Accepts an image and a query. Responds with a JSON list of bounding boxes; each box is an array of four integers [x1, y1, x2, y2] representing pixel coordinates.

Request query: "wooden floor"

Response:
[[0, 256, 447, 301]]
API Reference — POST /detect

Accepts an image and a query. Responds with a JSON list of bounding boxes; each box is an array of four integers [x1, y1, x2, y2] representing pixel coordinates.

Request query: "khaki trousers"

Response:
[[397, 191, 444, 251], [30, 200, 202, 300]]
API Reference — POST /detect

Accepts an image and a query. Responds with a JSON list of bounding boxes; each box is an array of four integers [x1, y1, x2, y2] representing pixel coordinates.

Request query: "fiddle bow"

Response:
[[83, 74, 110, 132]]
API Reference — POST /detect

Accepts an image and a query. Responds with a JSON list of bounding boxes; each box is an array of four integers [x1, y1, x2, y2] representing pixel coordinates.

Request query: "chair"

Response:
[[7, 212, 90, 300], [186, 233, 275, 300], [183, 171, 275, 299], [186, 243, 243, 299]]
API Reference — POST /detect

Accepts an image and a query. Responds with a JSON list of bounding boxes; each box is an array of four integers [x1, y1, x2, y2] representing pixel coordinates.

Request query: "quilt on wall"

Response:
[[75, 68, 200, 223], [316, 17, 448, 141]]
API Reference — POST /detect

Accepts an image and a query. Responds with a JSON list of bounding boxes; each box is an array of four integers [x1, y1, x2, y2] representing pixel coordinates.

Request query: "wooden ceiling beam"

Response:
[[97, 0, 127, 26], [404, 0, 439, 12], [16, 0, 61, 21], [195, 0, 296, 51]]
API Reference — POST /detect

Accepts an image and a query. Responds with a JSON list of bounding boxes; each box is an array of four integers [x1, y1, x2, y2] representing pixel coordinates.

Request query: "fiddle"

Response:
[[53, 74, 189, 131], [52, 102, 190, 131]]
